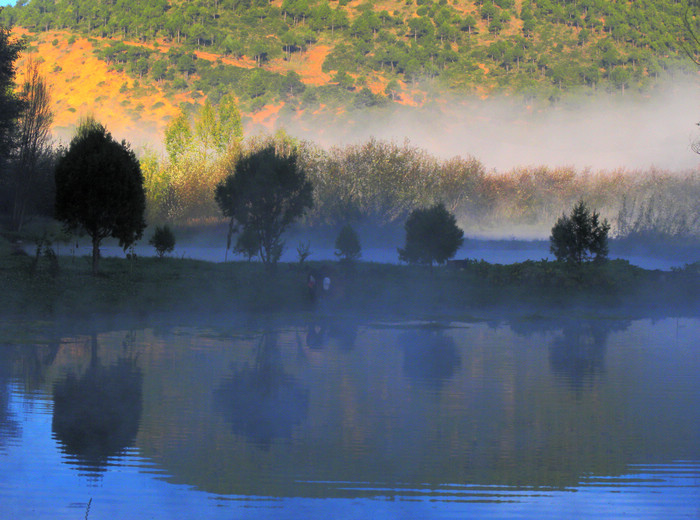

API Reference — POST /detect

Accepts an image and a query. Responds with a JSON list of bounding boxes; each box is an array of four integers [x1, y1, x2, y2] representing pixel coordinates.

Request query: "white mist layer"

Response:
[[282, 82, 700, 173]]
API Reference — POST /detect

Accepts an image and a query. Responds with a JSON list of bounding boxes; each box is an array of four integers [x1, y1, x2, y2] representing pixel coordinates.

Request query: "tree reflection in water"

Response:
[[214, 333, 309, 449], [399, 325, 461, 387], [549, 320, 628, 390], [0, 348, 20, 449], [511, 319, 630, 390], [0, 339, 61, 448], [52, 333, 142, 478]]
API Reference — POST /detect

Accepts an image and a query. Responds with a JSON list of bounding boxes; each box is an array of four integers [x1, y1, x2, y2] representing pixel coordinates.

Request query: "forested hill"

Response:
[[2, 0, 699, 129]]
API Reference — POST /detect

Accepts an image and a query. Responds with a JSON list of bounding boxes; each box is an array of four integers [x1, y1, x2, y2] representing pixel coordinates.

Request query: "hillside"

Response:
[[10, 27, 186, 146], [3, 0, 700, 154]]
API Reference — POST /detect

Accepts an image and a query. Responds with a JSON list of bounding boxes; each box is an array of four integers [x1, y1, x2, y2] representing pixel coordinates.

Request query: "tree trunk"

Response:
[[92, 237, 100, 275]]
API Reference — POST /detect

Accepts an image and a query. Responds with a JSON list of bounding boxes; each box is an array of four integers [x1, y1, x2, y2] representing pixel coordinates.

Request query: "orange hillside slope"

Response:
[[12, 28, 186, 148]]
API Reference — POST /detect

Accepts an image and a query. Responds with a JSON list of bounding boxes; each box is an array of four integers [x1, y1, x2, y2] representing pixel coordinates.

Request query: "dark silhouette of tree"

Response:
[[148, 224, 176, 258], [54, 119, 146, 274], [0, 24, 24, 166], [11, 57, 54, 232], [215, 144, 313, 269], [549, 200, 610, 264], [398, 203, 464, 268], [334, 223, 361, 262]]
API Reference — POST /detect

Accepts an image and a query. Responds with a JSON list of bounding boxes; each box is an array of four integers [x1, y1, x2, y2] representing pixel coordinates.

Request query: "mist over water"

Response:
[[282, 82, 700, 172]]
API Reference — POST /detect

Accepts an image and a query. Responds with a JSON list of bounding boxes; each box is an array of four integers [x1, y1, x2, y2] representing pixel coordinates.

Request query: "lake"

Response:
[[1, 315, 699, 519]]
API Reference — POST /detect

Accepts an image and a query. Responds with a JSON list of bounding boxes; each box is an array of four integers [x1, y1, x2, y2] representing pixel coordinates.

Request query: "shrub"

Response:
[[149, 225, 176, 258], [335, 224, 361, 262], [398, 203, 464, 268]]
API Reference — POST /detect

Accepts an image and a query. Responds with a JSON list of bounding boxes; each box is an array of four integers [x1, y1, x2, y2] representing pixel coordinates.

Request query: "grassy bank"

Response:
[[3, 246, 700, 324]]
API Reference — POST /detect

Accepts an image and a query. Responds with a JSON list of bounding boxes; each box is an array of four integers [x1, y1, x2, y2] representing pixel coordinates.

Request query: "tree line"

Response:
[[44, 117, 613, 273], [141, 126, 700, 242], [1, 21, 697, 273]]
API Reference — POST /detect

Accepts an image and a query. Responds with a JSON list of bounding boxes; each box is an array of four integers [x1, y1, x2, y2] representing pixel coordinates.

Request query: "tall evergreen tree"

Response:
[[550, 200, 610, 264]]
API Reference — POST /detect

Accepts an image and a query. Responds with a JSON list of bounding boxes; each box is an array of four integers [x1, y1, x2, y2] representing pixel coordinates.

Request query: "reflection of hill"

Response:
[[52, 356, 142, 476]]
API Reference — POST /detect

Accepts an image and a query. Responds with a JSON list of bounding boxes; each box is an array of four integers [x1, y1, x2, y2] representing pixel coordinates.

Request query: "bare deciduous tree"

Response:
[[12, 57, 53, 232]]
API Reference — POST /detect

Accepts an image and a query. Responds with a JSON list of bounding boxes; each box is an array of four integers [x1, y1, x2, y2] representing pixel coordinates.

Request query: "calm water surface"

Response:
[[1, 316, 699, 519]]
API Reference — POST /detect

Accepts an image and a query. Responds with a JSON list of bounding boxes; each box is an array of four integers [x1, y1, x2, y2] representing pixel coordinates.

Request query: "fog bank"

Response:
[[282, 82, 700, 173]]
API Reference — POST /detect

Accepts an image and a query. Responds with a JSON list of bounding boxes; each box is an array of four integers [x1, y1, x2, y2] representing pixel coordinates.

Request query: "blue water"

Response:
[[1, 318, 699, 519]]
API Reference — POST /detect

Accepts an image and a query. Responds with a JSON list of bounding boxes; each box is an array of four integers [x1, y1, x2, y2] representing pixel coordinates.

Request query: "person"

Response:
[[307, 273, 317, 301], [323, 276, 331, 294]]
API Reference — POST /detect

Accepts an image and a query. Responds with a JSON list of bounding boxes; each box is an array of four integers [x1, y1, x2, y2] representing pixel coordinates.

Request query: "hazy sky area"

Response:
[[285, 82, 700, 173]]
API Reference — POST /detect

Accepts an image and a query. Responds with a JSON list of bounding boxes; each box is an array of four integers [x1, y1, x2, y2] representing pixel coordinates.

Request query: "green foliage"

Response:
[[215, 144, 313, 268], [306, 138, 484, 225], [5, 0, 697, 104], [54, 118, 146, 274], [164, 110, 192, 164], [550, 200, 610, 264], [334, 224, 361, 261], [398, 203, 464, 267], [149, 225, 176, 258]]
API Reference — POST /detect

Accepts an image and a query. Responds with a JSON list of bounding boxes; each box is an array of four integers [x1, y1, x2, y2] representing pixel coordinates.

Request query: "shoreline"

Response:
[[3, 253, 699, 328]]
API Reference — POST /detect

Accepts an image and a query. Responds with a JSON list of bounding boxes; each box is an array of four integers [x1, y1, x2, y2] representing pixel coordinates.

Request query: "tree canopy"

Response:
[[54, 119, 146, 274], [215, 144, 313, 268], [2, 0, 697, 112], [398, 203, 464, 267]]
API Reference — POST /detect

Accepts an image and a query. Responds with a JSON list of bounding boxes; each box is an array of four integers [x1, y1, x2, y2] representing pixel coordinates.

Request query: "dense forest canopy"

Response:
[[2, 0, 699, 113]]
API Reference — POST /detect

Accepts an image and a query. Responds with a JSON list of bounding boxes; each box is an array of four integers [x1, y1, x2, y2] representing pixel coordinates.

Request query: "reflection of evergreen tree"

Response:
[[399, 326, 461, 387], [214, 333, 308, 448], [548, 320, 628, 390], [52, 334, 142, 477], [510, 318, 629, 390], [549, 322, 606, 389]]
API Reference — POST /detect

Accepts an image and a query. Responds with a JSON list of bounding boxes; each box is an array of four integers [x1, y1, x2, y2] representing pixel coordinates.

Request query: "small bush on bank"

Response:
[[149, 225, 176, 258], [335, 224, 361, 262]]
